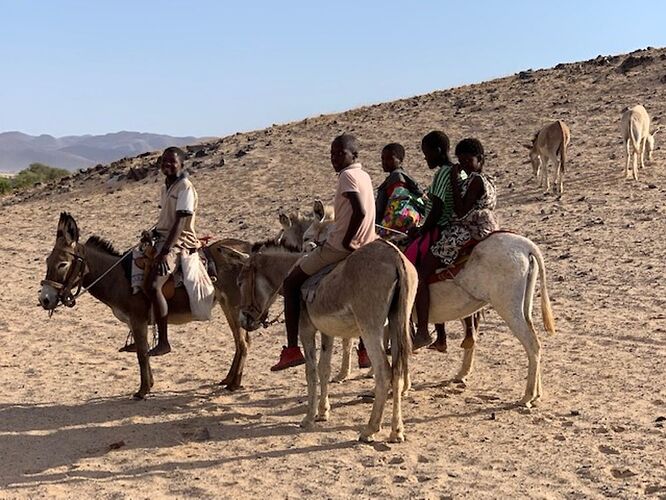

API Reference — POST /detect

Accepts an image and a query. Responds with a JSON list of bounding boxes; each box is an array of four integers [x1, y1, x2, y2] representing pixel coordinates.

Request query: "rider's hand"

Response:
[[156, 253, 170, 276]]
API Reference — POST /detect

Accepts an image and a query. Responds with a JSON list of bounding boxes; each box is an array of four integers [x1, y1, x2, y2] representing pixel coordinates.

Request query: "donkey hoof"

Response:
[[388, 431, 405, 443], [518, 397, 534, 408], [331, 375, 348, 383], [132, 392, 147, 400], [315, 412, 329, 422], [358, 432, 376, 443], [300, 418, 315, 430]]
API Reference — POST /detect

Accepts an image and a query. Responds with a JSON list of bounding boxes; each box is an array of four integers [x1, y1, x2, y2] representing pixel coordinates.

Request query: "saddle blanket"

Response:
[[301, 263, 337, 303]]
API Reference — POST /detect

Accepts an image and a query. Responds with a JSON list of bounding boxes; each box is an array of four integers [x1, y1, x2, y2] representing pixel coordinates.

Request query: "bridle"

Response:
[[41, 245, 88, 313], [41, 243, 136, 316], [240, 257, 283, 329]]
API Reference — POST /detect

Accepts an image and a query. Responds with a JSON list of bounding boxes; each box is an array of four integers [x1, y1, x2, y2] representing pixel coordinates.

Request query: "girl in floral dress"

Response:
[[431, 137, 499, 267]]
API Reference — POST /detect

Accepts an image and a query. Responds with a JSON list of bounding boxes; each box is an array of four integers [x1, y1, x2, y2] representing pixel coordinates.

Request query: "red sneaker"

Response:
[[271, 346, 305, 371], [357, 347, 371, 369]]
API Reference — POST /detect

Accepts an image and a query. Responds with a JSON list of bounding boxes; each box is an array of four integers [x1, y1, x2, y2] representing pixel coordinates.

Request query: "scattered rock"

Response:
[[599, 445, 620, 455], [570, 410, 581, 417], [127, 166, 150, 181], [618, 55, 653, 74], [610, 468, 638, 479], [645, 485, 666, 495], [108, 440, 126, 451]]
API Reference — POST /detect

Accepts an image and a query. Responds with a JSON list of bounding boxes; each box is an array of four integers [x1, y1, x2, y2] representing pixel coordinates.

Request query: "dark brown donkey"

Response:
[[39, 212, 259, 398]]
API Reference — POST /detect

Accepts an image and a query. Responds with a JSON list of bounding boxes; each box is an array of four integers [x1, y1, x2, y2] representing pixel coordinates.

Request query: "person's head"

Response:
[[381, 143, 405, 173], [160, 146, 186, 177], [421, 131, 453, 169], [330, 134, 359, 172], [455, 138, 485, 174]]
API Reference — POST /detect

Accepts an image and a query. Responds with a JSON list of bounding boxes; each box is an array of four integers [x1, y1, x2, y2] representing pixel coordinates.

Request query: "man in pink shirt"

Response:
[[272, 134, 378, 371]]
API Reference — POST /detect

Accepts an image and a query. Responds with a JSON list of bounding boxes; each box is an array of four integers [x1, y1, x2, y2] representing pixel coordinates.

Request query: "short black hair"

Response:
[[162, 146, 186, 163], [332, 133, 359, 158], [382, 142, 405, 161], [421, 130, 453, 166], [454, 138, 484, 158]]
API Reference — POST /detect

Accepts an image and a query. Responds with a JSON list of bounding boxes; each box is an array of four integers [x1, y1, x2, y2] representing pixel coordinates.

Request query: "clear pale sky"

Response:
[[2, 1, 664, 138]]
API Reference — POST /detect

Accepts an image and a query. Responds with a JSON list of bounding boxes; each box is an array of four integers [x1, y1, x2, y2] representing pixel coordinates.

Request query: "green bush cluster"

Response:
[[0, 163, 70, 194]]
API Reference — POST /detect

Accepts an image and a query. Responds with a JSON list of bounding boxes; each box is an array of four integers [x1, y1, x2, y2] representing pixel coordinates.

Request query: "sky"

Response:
[[1, 0, 665, 138]]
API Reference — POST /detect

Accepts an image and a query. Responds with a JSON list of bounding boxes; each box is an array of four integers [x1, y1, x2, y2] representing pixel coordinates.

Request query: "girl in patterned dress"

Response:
[[431, 138, 499, 267]]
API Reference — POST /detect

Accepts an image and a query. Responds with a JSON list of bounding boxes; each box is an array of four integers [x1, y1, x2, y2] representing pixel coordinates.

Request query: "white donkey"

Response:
[[524, 120, 571, 195], [621, 104, 659, 180]]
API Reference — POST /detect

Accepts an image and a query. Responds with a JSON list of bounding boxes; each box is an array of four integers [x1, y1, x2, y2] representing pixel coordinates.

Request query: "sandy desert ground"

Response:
[[1, 47, 665, 498]]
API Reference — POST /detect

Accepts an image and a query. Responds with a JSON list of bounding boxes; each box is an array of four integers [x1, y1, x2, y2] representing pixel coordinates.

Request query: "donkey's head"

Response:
[[39, 212, 86, 310], [216, 245, 280, 332], [277, 209, 309, 251], [523, 134, 541, 177], [646, 126, 660, 162], [303, 199, 334, 251]]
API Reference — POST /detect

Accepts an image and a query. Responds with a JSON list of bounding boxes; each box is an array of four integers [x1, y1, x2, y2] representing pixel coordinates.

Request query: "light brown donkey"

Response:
[[39, 212, 268, 398], [223, 239, 418, 443], [524, 120, 571, 195]]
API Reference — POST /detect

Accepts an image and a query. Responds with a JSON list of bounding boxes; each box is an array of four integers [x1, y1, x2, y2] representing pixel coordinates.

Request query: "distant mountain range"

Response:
[[0, 131, 200, 172]]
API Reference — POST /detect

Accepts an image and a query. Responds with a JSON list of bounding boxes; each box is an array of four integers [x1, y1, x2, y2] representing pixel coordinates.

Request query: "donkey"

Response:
[[426, 231, 556, 406], [620, 104, 659, 180], [222, 240, 418, 443], [39, 212, 268, 398], [524, 120, 571, 195]]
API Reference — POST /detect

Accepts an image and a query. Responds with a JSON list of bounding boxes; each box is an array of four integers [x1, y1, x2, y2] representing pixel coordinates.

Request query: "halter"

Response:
[[41, 243, 136, 316], [241, 257, 283, 329], [41, 246, 88, 314]]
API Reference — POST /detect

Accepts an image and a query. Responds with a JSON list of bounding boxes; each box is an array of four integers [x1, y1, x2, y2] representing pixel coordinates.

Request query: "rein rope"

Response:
[[375, 223, 408, 237], [245, 259, 285, 329]]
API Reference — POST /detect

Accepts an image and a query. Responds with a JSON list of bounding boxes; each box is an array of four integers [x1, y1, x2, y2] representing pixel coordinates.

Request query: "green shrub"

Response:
[[1, 163, 70, 193]]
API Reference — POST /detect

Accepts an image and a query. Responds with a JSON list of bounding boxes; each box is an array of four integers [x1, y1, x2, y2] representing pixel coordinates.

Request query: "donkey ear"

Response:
[[57, 212, 79, 245], [278, 212, 291, 228], [313, 199, 325, 222]]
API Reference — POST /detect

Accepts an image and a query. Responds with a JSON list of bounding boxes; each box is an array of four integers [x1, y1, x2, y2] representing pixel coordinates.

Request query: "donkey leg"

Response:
[[300, 323, 318, 429], [316, 334, 334, 421], [132, 321, 152, 399], [332, 337, 352, 383], [454, 345, 475, 383], [389, 348, 406, 443], [504, 315, 541, 407], [220, 304, 247, 390], [359, 334, 390, 443]]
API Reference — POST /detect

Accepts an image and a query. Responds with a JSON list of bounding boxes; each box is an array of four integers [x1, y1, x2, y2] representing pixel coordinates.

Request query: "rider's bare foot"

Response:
[[460, 335, 475, 349], [119, 343, 137, 353], [148, 342, 171, 357], [427, 339, 447, 353]]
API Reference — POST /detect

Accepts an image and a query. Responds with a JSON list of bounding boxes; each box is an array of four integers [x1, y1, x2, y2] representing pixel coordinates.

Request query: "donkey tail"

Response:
[[388, 252, 416, 381], [526, 247, 556, 336]]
